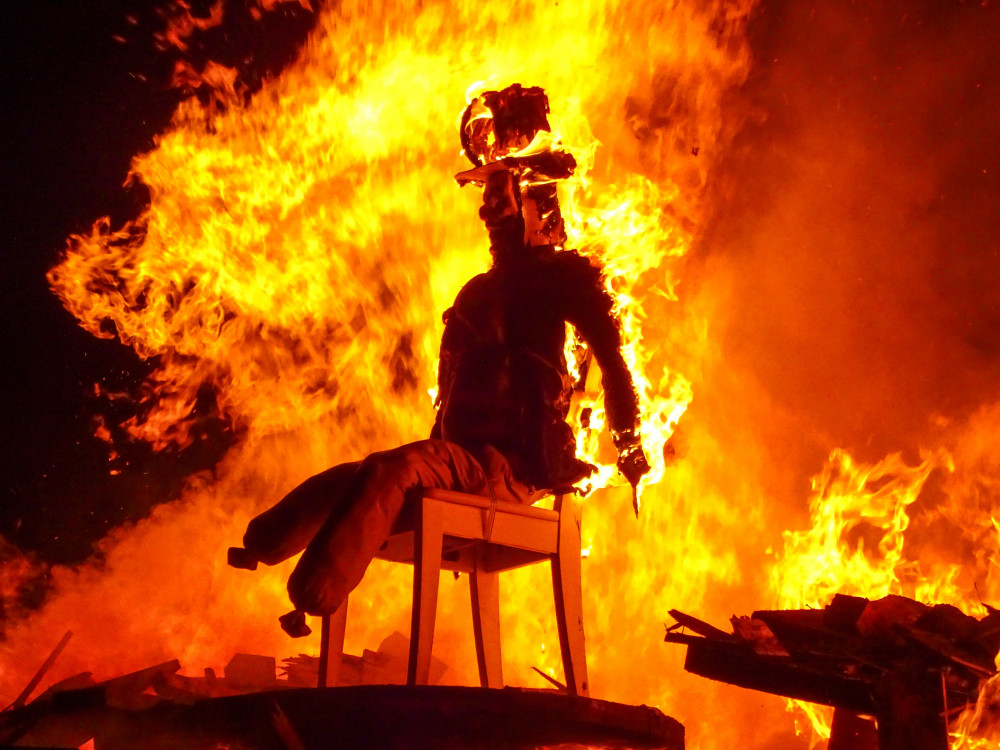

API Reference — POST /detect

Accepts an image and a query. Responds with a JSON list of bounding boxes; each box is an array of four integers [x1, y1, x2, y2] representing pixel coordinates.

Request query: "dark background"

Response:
[[4, 0, 1000, 568], [2, 0, 317, 565]]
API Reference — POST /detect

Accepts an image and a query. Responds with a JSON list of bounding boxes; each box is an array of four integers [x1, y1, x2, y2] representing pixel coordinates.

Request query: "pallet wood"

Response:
[[666, 594, 1000, 750]]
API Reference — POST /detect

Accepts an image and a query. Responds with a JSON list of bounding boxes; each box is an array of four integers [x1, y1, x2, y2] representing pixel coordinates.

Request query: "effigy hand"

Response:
[[617, 444, 650, 489], [613, 429, 650, 517]]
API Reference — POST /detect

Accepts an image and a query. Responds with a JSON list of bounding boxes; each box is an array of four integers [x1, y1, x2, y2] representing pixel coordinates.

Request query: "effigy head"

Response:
[[456, 84, 574, 249]]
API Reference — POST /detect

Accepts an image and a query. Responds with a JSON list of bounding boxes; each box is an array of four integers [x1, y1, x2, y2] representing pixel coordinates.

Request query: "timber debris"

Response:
[[2, 630, 683, 749], [666, 593, 1000, 750]]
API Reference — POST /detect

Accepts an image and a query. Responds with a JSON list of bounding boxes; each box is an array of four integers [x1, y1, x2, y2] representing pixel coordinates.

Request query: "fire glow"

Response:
[[4, 1, 1000, 748]]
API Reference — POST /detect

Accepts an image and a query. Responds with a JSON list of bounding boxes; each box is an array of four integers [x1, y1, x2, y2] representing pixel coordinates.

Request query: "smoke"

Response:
[[684, 3, 1000, 742], [704, 0, 1000, 473]]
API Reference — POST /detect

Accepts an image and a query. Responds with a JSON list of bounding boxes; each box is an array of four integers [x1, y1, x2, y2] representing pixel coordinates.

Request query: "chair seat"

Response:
[[376, 488, 560, 574], [322, 487, 589, 697]]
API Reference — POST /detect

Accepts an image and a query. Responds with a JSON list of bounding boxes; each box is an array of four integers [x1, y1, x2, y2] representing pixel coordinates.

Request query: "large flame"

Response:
[[769, 412, 1000, 746], [7, 1, 1000, 749]]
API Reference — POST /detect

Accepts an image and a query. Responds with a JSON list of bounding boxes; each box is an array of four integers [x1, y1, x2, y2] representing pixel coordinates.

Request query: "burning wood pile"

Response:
[[666, 593, 1000, 750], [1, 631, 683, 749]]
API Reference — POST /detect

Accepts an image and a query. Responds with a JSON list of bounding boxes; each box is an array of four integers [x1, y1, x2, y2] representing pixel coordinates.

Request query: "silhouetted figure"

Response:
[[434, 168, 645, 492], [231, 85, 648, 629]]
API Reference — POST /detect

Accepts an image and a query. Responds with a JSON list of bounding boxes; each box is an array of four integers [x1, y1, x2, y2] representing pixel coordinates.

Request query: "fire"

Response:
[[769, 422, 1000, 745], [12, 0, 1000, 749], [10, 0, 759, 743], [771, 449, 954, 613]]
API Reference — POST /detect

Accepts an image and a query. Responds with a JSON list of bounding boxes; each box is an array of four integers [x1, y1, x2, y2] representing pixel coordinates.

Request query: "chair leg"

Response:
[[317, 598, 349, 688], [551, 494, 589, 697], [409, 497, 444, 685], [470, 560, 503, 688]]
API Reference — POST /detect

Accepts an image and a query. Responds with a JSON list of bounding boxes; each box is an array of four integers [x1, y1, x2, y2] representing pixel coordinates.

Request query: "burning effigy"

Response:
[[2, 64, 689, 750], [228, 83, 651, 642]]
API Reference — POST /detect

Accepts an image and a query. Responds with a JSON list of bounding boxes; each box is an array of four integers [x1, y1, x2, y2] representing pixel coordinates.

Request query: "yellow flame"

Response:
[[29, 1, 1000, 747], [770, 441, 1000, 746], [772, 449, 953, 610], [0, 3, 877, 750]]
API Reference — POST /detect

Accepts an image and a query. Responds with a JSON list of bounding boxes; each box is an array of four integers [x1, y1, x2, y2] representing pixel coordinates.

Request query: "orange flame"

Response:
[[770, 423, 1000, 745], [9, 2, 940, 749], [16, 0, 1000, 745]]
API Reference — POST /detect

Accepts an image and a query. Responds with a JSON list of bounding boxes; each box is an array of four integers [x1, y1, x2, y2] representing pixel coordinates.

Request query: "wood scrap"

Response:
[[4, 630, 73, 710], [666, 609, 733, 640], [103, 659, 182, 709], [666, 593, 1000, 750]]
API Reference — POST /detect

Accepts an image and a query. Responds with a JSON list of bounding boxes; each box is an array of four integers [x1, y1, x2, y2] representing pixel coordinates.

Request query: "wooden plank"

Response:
[[683, 639, 873, 714], [482, 544, 550, 572], [375, 530, 416, 563], [323, 602, 348, 688], [105, 660, 184, 710], [439, 504, 488, 539], [7, 631, 73, 710], [667, 610, 733, 640], [317, 615, 331, 689], [552, 493, 588, 697], [408, 498, 444, 686], [486, 513, 558, 552], [469, 563, 503, 688], [871, 670, 948, 750], [422, 488, 559, 522]]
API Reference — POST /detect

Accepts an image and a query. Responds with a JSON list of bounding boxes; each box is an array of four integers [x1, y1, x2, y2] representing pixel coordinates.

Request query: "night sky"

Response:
[[3, 0, 317, 565], [4, 0, 1000, 571]]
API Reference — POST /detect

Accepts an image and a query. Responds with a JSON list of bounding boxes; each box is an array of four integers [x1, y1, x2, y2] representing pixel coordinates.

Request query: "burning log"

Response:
[[665, 593, 1000, 750], [1, 683, 683, 749]]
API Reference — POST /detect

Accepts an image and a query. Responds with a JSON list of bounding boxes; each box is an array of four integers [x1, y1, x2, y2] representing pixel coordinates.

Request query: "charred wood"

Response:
[[667, 593, 1000, 750], [2, 685, 683, 750], [5, 631, 73, 710], [828, 708, 878, 750]]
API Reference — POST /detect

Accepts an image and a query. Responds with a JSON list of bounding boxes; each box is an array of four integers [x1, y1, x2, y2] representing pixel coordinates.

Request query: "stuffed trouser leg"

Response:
[[287, 439, 508, 615], [243, 461, 362, 566]]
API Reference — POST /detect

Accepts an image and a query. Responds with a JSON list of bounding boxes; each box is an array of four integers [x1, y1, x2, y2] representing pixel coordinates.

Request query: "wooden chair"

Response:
[[316, 487, 589, 696]]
